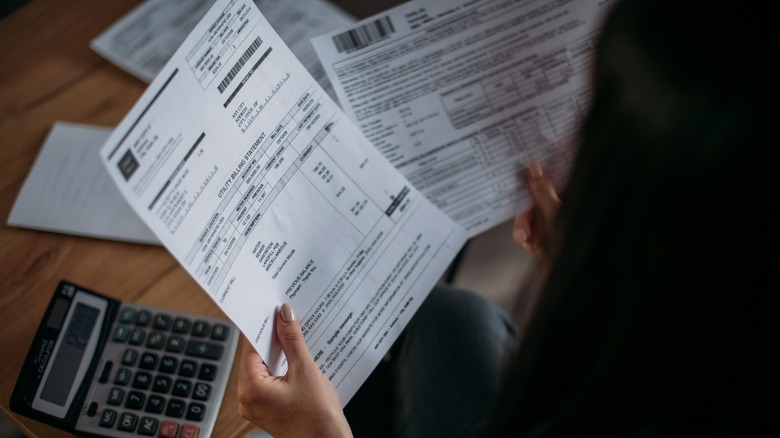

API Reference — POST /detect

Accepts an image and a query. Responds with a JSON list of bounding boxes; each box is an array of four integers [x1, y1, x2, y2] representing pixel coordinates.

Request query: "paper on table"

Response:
[[312, 0, 613, 236], [90, 0, 354, 101], [99, 0, 467, 404], [8, 121, 158, 244], [90, 0, 215, 83]]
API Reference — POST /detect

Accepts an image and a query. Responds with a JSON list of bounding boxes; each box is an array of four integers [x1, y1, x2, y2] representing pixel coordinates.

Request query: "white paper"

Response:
[[313, 0, 613, 235], [8, 121, 158, 244], [100, 0, 467, 404], [90, 0, 354, 101]]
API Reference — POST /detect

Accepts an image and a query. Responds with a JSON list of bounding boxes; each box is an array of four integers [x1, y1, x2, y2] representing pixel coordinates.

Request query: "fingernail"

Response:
[[515, 228, 527, 242], [529, 160, 543, 179], [281, 303, 296, 323]]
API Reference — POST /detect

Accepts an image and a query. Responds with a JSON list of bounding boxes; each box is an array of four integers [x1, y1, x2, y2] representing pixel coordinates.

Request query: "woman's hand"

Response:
[[513, 160, 561, 257], [238, 303, 353, 438]]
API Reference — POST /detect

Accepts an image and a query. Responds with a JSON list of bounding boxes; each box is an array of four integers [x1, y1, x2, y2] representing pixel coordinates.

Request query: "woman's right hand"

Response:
[[513, 160, 561, 258], [237, 304, 352, 438]]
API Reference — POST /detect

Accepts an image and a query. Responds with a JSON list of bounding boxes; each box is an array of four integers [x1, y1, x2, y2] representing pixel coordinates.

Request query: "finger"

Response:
[[513, 211, 534, 251], [240, 338, 271, 383], [275, 303, 312, 372], [237, 339, 274, 423], [526, 160, 561, 218]]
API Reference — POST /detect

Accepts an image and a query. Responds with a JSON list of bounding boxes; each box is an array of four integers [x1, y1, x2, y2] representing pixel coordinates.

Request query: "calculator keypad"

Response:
[[78, 304, 237, 438]]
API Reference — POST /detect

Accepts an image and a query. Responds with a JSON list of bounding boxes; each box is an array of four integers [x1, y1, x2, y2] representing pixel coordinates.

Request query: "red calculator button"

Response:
[[158, 420, 178, 438], [181, 424, 199, 438]]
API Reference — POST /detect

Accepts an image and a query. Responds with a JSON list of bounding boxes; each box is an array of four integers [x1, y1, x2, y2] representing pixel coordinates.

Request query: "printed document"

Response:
[[313, 0, 613, 235], [91, 0, 354, 101], [8, 121, 157, 244], [99, 0, 467, 404]]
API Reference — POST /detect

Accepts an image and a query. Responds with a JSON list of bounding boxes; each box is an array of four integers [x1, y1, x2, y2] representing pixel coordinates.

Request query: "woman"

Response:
[[237, 0, 778, 435]]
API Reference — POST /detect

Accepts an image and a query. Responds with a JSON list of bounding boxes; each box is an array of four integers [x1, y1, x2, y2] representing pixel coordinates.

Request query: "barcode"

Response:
[[332, 16, 395, 54], [218, 37, 263, 94]]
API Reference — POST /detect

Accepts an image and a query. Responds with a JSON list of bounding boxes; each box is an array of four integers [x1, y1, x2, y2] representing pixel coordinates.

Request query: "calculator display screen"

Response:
[[31, 291, 107, 419], [39, 303, 100, 406]]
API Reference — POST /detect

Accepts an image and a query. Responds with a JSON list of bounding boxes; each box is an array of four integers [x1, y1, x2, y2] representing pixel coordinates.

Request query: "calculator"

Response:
[[11, 280, 240, 438]]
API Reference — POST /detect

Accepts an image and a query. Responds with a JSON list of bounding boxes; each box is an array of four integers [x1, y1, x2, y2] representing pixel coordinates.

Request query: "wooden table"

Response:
[[0, 0, 401, 436]]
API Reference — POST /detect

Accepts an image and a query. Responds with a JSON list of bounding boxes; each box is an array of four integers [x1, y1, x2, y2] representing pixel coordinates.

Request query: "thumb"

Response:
[[275, 303, 311, 371], [526, 160, 561, 218]]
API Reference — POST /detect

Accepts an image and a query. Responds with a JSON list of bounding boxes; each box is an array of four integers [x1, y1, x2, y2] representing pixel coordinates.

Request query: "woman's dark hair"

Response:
[[482, 0, 778, 435]]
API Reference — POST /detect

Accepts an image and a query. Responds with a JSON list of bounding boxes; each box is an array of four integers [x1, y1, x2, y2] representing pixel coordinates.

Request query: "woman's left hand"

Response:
[[237, 303, 353, 438], [513, 159, 561, 257]]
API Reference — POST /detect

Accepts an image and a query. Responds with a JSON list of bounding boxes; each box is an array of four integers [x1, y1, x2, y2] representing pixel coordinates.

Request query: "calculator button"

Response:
[[185, 340, 224, 360], [126, 391, 146, 410], [99, 360, 113, 384], [159, 356, 178, 374], [192, 383, 210, 401], [118, 412, 139, 432], [138, 416, 159, 436], [186, 402, 206, 421], [166, 398, 186, 418], [152, 375, 172, 394], [122, 348, 139, 366], [112, 326, 130, 342], [145, 394, 166, 414], [135, 310, 152, 327], [147, 332, 166, 349], [210, 324, 229, 340], [133, 371, 152, 390], [153, 314, 172, 331], [179, 360, 197, 377], [166, 336, 185, 353], [115, 367, 132, 385], [87, 402, 98, 417], [107, 387, 125, 405], [172, 317, 191, 334], [119, 307, 137, 324], [99, 409, 117, 428], [180, 423, 199, 438], [128, 329, 146, 345], [158, 420, 179, 438], [172, 379, 192, 397], [198, 364, 217, 381], [191, 321, 210, 337], [139, 352, 158, 370]]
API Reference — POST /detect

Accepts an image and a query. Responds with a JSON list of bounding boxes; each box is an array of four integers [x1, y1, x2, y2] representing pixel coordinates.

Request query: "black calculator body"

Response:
[[11, 281, 240, 438]]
